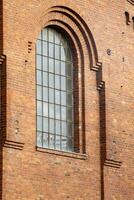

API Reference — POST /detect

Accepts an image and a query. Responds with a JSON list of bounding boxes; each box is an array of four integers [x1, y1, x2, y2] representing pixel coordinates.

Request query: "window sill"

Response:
[[36, 146, 88, 160]]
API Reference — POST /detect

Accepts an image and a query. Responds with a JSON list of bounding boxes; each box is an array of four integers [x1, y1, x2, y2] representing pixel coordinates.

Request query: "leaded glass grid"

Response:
[[36, 27, 74, 152]]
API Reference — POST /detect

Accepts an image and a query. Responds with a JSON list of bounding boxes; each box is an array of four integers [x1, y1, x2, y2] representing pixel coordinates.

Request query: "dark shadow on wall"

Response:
[[98, 83, 106, 200], [0, 1, 6, 199], [97, 69, 122, 200]]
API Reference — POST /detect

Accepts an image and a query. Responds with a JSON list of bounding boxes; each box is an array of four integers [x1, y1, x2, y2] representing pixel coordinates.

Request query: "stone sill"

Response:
[[36, 146, 88, 160]]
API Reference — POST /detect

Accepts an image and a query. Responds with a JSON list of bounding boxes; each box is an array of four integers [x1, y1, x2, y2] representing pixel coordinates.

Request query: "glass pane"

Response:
[[55, 45, 60, 60], [61, 91, 66, 106], [61, 106, 66, 121], [37, 70, 42, 85], [37, 85, 42, 100], [67, 92, 72, 106], [48, 28, 54, 43], [56, 120, 60, 135], [66, 63, 72, 77], [62, 121, 66, 136], [43, 117, 48, 132], [49, 134, 55, 149], [67, 122, 72, 137], [66, 48, 72, 61], [37, 116, 42, 131], [55, 105, 60, 120], [67, 138, 73, 151], [49, 103, 54, 118], [49, 88, 54, 103], [43, 102, 48, 117], [43, 72, 48, 86], [37, 131, 42, 147], [43, 87, 48, 102], [56, 135, 61, 150], [49, 119, 54, 134], [61, 137, 67, 151], [61, 62, 65, 76], [55, 90, 60, 104], [61, 77, 66, 91], [42, 28, 47, 41], [55, 60, 60, 74], [43, 133, 48, 148], [49, 43, 54, 58], [49, 73, 54, 88], [36, 55, 42, 70], [67, 107, 72, 121], [36, 40, 41, 54], [43, 41, 48, 56], [55, 75, 60, 90], [66, 78, 72, 91], [37, 101, 42, 115], [61, 46, 65, 61], [49, 58, 54, 73], [55, 31, 61, 45], [43, 56, 48, 71]]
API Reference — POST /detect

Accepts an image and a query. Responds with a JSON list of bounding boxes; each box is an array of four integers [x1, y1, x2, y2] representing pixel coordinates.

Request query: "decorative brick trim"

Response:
[[0, 54, 6, 65], [3, 140, 24, 150], [104, 159, 122, 169], [127, 0, 134, 5]]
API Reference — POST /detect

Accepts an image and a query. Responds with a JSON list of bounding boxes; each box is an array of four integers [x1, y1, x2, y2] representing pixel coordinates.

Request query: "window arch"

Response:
[[36, 27, 75, 152]]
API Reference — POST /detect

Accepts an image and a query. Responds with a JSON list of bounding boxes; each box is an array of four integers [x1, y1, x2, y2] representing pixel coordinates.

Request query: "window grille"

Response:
[[36, 27, 74, 152]]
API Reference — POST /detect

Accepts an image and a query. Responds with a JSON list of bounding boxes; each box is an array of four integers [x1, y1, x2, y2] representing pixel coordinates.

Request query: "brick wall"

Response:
[[1, 0, 134, 199]]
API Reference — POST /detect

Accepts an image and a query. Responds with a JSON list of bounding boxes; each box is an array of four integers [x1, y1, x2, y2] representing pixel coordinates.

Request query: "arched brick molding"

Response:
[[35, 5, 105, 155]]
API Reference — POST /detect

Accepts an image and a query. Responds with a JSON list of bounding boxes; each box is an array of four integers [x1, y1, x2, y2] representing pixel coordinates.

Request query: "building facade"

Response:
[[0, 0, 134, 199]]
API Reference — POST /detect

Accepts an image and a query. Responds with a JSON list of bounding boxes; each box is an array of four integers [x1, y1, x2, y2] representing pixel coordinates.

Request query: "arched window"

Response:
[[36, 27, 74, 152]]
